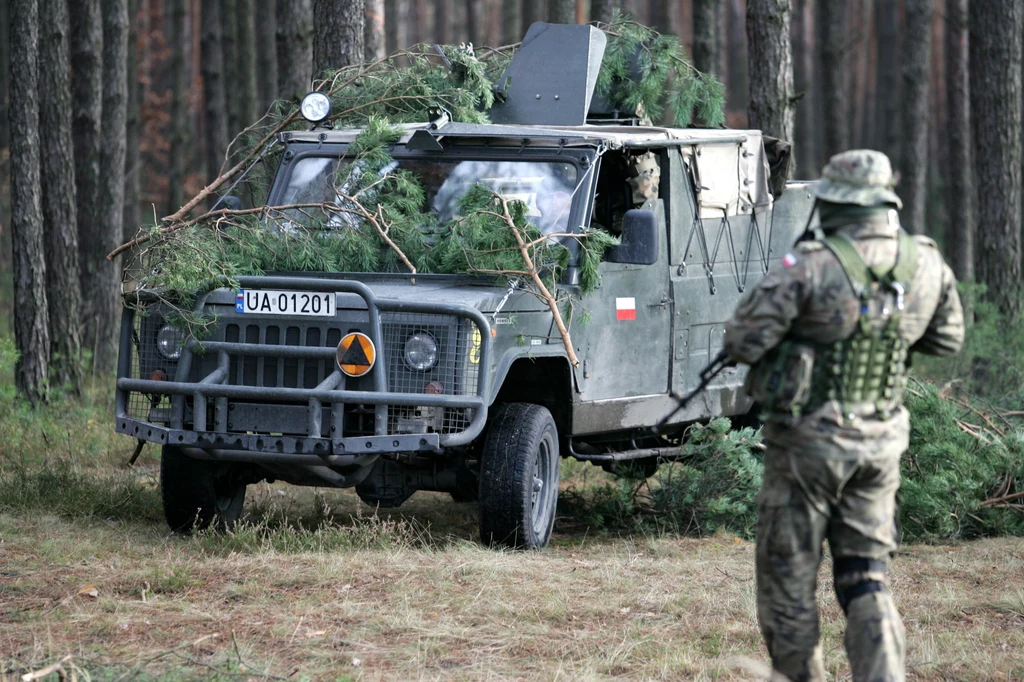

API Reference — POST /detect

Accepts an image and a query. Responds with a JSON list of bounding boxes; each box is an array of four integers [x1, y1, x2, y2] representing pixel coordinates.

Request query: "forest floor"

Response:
[[3, 475, 1024, 682]]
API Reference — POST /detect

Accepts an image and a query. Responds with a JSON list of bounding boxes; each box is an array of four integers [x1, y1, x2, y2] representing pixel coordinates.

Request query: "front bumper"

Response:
[[115, 276, 492, 463]]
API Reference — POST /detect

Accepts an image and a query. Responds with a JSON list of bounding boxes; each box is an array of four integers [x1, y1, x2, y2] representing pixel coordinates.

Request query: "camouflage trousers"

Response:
[[756, 409, 907, 682]]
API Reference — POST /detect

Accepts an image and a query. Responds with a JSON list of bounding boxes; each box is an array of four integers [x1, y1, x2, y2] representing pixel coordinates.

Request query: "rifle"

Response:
[[655, 349, 736, 433]]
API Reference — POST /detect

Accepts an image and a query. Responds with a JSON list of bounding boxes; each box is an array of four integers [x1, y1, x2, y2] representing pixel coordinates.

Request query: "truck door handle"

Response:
[[648, 296, 670, 309]]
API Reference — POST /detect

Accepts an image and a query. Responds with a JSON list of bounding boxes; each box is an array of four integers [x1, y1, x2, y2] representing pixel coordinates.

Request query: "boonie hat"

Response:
[[813, 149, 903, 208]]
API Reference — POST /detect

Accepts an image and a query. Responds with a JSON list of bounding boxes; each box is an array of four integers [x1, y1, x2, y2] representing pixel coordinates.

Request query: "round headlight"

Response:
[[156, 325, 185, 360], [404, 332, 438, 371], [300, 92, 332, 123]]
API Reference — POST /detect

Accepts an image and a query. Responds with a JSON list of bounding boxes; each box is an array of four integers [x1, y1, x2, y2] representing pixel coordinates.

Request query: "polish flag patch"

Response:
[[782, 253, 799, 268], [615, 297, 637, 321]]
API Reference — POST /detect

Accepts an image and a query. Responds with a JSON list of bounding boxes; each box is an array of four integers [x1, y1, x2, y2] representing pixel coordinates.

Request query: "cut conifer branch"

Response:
[[484, 192, 580, 368]]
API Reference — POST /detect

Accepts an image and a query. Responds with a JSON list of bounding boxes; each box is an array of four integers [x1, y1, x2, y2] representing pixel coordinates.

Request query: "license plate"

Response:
[[235, 290, 336, 317]]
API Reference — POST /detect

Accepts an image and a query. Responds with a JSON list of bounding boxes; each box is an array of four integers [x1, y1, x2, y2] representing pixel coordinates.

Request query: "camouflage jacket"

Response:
[[724, 212, 964, 441]]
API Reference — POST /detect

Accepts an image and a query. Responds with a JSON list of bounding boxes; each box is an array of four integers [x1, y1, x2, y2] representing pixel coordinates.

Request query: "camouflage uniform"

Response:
[[724, 150, 964, 682]]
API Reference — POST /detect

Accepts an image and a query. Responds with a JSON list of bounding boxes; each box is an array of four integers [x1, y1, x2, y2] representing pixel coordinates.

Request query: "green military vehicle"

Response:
[[115, 23, 811, 549]]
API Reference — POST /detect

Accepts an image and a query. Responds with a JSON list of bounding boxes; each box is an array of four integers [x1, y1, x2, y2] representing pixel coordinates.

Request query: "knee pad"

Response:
[[833, 557, 888, 614]]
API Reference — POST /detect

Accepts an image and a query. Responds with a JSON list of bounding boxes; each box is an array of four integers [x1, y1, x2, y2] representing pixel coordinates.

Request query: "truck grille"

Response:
[[124, 309, 477, 436]]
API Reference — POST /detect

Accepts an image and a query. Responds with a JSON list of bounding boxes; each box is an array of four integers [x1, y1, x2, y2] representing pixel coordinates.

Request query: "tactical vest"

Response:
[[757, 231, 918, 421]]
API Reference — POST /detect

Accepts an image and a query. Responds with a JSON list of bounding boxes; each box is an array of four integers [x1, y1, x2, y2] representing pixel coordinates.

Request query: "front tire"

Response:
[[478, 403, 560, 549], [160, 446, 247, 533]]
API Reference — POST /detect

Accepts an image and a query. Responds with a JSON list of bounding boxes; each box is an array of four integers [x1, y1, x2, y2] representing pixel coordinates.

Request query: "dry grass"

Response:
[[2, 480, 1023, 682]]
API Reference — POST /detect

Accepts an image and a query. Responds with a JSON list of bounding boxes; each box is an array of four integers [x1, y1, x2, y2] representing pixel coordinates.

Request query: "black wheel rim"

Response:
[[530, 430, 557, 538]]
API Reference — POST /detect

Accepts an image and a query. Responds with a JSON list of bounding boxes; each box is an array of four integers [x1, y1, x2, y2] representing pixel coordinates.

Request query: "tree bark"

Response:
[[124, 0, 141, 239], [874, 0, 901, 161], [384, 0, 398, 52], [819, 0, 847, 158], [202, 0, 229, 182], [503, 0, 522, 45], [257, 0, 279, 111], [313, 0, 364, 76], [70, 0, 105, 370], [434, 0, 450, 44], [970, 0, 1023, 318], [692, 0, 718, 77], [221, 0, 239, 133], [945, 0, 972, 282], [39, 0, 83, 395], [646, 0, 668, 31], [94, 0, 129, 373], [11, 0, 50, 403], [591, 0, 618, 23], [725, 0, 748, 120], [237, 0, 258, 124], [467, 0, 486, 43], [523, 0, 546, 28], [900, 0, 932, 235], [277, 0, 313, 101], [847, 0, 871, 148], [746, 0, 794, 149], [0, 0, 10, 154], [167, 0, 187, 216], [791, 0, 815, 176], [364, 0, 385, 60]]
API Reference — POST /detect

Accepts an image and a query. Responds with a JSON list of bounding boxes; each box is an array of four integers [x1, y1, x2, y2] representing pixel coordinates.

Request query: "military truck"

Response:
[[115, 23, 812, 549]]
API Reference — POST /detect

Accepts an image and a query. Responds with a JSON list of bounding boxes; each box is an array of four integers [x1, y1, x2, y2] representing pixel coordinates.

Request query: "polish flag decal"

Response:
[[615, 297, 637, 321]]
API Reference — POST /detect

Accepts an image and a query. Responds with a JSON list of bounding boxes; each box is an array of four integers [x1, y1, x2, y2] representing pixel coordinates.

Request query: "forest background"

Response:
[[0, 0, 1020, 403]]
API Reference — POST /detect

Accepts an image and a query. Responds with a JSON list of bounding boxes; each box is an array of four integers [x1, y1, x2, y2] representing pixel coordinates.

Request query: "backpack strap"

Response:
[[823, 230, 918, 295]]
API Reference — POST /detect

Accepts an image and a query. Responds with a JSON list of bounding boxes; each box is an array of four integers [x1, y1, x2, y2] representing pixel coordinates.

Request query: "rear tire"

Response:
[[478, 403, 560, 549], [160, 446, 247, 533]]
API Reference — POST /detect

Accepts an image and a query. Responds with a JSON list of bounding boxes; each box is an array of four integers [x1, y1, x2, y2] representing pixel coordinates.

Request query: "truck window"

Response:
[[277, 155, 580, 236]]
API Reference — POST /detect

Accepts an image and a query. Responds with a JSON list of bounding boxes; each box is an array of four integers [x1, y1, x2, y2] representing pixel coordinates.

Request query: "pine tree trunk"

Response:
[[435, 0, 450, 44], [746, 0, 794, 148], [202, 0, 229, 181], [94, 0, 129, 373], [124, 0, 141, 239], [945, 0, 972, 282], [874, 0, 901, 160], [791, 0, 814, 176], [726, 0, 748, 118], [467, 0, 485, 43], [0, 0, 10, 154], [819, 0, 847, 158], [237, 0, 258, 124], [258, 0, 279, 111], [848, 0, 870, 148], [70, 0, 105, 369], [277, 0, 313, 101], [313, 0, 364, 76], [167, 0, 187, 216], [591, 0, 618, 23], [10, 0, 50, 404], [221, 0, 239, 132], [692, 0, 718, 77], [970, 0, 1023, 318], [503, 0, 522, 45], [365, 0, 385, 60], [523, 0, 545, 28], [900, 0, 931, 235], [39, 0, 83, 395], [384, 0, 398, 52], [647, 0, 668, 31]]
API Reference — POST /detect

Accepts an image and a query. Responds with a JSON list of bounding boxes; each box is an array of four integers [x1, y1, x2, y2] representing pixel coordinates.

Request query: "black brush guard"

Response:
[[115, 276, 493, 466]]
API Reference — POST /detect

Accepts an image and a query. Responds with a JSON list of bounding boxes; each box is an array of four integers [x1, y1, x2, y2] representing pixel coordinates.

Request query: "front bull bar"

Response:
[[115, 276, 493, 460]]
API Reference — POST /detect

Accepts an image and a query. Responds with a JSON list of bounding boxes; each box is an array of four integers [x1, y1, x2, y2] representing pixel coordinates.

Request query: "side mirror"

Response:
[[604, 209, 658, 265], [211, 195, 242, 211]]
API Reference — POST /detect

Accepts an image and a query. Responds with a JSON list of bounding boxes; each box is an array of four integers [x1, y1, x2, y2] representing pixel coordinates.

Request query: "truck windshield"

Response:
[[277, 156, 581, 236]]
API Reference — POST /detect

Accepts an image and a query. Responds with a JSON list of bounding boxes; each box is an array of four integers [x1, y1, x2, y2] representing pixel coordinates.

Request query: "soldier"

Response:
[[723, 150, 964, 682]]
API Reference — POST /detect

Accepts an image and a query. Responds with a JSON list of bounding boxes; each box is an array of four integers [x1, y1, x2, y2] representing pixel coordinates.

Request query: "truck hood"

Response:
[[203, 273, 549, 315]]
